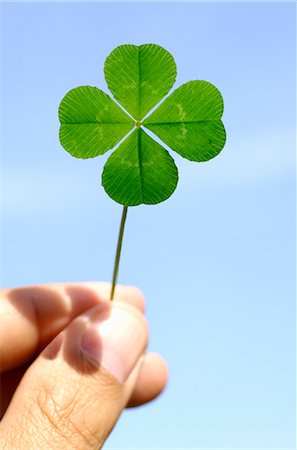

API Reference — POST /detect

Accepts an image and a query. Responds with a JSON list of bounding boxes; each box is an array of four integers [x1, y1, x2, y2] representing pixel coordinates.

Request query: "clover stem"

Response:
[[110, 205, 128, 301]]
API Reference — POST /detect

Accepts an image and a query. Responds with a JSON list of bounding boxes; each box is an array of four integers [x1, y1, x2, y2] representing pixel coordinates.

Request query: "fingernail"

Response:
[[80, 304, 147, 383]]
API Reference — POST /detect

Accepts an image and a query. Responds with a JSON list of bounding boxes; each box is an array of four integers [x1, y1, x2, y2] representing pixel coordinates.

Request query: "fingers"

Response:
[[0, 283, 145, 372], [0, 364, 30, 419], [0, 302, 148, 450], [127, 353, 168, 407], [0, 352, 168, 418]]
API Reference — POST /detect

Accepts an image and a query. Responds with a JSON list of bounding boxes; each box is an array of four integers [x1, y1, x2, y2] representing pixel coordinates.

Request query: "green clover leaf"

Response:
[[59, 44, 226, 206]]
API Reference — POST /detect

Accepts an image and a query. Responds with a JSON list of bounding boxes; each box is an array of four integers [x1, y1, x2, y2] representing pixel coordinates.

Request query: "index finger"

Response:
[[0, 282, 145, 372]]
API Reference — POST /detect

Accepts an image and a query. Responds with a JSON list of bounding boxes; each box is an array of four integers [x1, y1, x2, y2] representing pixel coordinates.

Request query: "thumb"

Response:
[[0, 302, 148, 450]]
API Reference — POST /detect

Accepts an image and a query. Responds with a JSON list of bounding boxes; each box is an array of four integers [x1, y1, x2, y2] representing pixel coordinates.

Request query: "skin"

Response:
[[0, 283, 168, 449]]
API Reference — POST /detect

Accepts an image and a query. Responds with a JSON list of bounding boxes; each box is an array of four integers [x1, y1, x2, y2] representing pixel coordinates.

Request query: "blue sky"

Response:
[[1, 2, 296, 448]]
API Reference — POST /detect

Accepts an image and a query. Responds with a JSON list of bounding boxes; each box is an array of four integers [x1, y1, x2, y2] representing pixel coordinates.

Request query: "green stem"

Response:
[[110, 205, 128, 300]]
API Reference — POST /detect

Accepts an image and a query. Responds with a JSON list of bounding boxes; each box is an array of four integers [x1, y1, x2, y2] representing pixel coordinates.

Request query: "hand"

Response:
[[0, 283, 168, 449]]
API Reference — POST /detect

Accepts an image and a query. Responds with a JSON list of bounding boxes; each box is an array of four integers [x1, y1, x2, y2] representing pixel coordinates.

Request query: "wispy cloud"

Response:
[[3, 129, 295, 218], [2, 169, 102, 218], [175, 128, 295, 189]]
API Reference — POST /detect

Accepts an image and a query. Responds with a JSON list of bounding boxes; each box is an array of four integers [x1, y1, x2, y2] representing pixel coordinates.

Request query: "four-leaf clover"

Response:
[[59, 44, 226, 206]]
